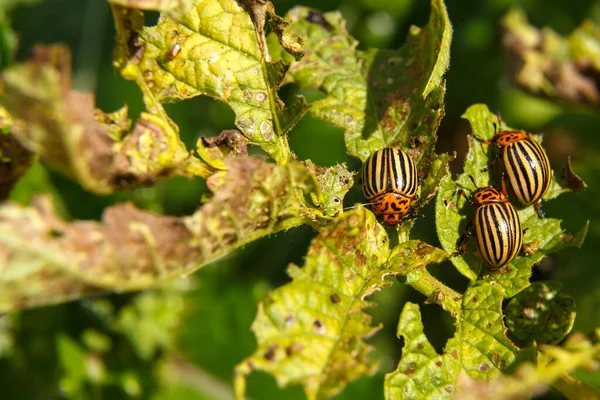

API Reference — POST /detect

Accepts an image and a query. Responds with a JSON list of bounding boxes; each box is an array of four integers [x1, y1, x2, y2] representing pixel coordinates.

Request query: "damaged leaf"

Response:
[[505, 281, 576, 346], [502, 8, 600, 106], [0, 158, 349, 313], [455, 333, 600, 400], [111, 0, 309, 164], [435, 104, 588, 293], [385, 284, 519, 399], [235, 208, 463, 400], [281, 0, 452, 162], [0, 44, 212, 195]]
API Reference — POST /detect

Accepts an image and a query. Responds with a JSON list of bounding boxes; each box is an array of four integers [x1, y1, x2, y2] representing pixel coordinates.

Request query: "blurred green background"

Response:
[[1, 0, 600, 399]]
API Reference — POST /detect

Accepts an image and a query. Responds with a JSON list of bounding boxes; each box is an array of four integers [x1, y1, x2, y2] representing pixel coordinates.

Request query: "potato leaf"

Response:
[[435, 104, 588, 295], [385, 283, 519, 399], [235, 208, 464, 400], [281, 0, 452, 163], [505, 281, 576, 346], [0, 158, 350, 313], [0, 44, 212, 194], [111, 0, 309, 164], [455, 333, 600, 400]]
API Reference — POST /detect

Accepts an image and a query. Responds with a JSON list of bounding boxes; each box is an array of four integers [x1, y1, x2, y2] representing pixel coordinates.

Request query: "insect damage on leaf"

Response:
[[235, 207, 390, 400], [502, 8, 600, 106], [384, 303, 455, 399], [505, 281, 576, 346], [385, 284, 519, 399], [111, 0, 309, 165], [277, 1, 454, 232], [236, 209, 470, 400], [435, 104, 588, 296], [279, 0, 452, 165], [0, 44, 212, 195], [0, 158, 346, 313], [455, 333, 600, 400]]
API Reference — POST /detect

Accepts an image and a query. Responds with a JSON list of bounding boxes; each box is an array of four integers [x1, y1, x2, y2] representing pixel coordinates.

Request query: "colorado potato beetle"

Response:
[[476, 125, 551, 218], [361, 148, 419, 225], [455, 178, 523, 269]]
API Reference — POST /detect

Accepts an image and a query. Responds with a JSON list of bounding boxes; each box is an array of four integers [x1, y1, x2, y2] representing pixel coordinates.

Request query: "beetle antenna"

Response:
[[468, 175, 478, 189], [343, 201, 379, 211]]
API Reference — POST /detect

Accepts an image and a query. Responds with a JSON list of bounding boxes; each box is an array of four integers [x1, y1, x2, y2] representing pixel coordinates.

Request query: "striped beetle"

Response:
[[361, 148, 419, 225], [455, 177, 523, 269], [476, 125, 551, 218]]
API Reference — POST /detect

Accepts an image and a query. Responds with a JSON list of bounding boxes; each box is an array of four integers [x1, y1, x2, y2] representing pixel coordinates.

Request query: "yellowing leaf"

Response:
[[235, 207, 389, 400], [385, 284, 519, 399], [455, 333, 600, 400], [0, 44, 211, 194], [111, 0, 308, 164], [384, 303, 455, 399], [0, 158, 349, 313], [236, 211, 466, 400]]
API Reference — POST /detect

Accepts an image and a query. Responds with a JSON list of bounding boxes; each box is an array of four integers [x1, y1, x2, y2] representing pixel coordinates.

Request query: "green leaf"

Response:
[[57, 334, 89, 397], [236, 211, 468, 400], [385, 284, 519, 399], [111, 0, 308, 164], [235, 207, 389, 400], [0, 44, 212, 195], [505, 281, 576, 346], [387, 240, 460, 315], [502, 8, 600, 106], [455, 333, 600, 400], [435, 104, 588, 295], [0, 158, 349, 313], [281, 0, 452, 162], [384, 303, 455, 399]]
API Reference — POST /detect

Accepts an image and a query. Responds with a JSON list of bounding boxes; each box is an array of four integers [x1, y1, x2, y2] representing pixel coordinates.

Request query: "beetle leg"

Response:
[[401, 207, 423, 221], [500, 172, 509, 197], [453, 220, 474, 257], [456, 189, 473, 206], [490, 265, 510, 275], [534, 199, 546, 218]]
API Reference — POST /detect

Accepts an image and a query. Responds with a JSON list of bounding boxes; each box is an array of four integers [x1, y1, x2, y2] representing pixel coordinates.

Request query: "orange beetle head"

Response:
[[472, 187, 509, 207]]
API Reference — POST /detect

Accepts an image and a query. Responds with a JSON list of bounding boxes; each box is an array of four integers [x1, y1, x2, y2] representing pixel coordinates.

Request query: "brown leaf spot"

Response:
[[312, 318, 326, 334], [451, 349, 458, 360], [264, 344, 277, 362], [444, 386, 453, 393], [492, 353, 499, 364], [285, 342, 304, 357], [479, 363, 490, 372], [330, 293, 341, 303], [435, 360, 443, 367], [404, 367, 416, 376], [284, 315, 295, 328]]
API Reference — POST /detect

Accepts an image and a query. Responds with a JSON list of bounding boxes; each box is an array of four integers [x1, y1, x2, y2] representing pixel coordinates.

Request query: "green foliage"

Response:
[[505, 281, 576, 346], [0, 0, 599, 399], [436, 104, 588, 290]]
